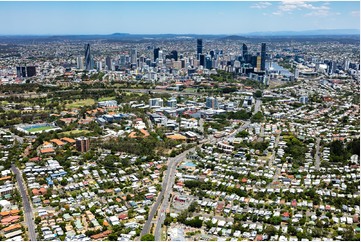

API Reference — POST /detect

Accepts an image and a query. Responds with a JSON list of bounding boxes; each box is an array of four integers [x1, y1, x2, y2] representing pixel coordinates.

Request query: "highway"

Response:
[[314, 137, 321, 170], [12, 164, 37, 241]]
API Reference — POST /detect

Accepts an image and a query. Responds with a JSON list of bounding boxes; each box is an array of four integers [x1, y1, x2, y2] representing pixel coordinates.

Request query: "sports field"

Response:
[[60, 130, 91, 136], [66, 99, 95, 108], [98, 96, 116, 101], [26, 126, 57, 133]]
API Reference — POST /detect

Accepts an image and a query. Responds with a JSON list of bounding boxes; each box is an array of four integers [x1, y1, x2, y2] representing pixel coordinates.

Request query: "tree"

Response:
[[254, 90, 263, 98], [251, 111, 263, 123], [34, 216, 41, 224], [264, 225, 277, 236], [108, 233, 118, 241], [343, 226, 355, 241], [141, 234, 155, 241]]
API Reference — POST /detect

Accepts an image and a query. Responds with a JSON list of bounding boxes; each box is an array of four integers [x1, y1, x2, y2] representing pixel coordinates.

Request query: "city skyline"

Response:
[[0, 1, 359, 35]]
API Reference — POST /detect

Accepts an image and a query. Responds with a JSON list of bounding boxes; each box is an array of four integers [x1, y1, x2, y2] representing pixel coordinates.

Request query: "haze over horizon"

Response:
[[0, 1, 359, 35]]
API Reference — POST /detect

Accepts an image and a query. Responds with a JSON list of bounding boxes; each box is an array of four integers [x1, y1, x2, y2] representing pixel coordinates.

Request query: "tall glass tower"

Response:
[[84, 44, 92, 70], [242, 43, 248, 58], [261, 43, 266, 71], [197, 39, 203, 59]]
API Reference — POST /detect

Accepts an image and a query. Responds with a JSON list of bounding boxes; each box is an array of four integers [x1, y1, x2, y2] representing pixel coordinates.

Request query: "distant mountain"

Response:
[[244, 29, 360, 36], [110, 33, 130, 36], [220, 35, 249, 40]]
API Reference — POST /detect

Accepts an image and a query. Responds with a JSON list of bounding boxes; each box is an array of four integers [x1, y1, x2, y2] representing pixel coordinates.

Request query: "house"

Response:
[[90, 230, 112, 240], [39, 148, 55, 155], [118, 213, 128, 220], [108, 216, 120, 226], [1, 215, 20, 225]]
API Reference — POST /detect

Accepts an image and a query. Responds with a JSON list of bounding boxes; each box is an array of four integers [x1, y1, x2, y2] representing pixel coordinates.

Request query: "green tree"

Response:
[[141, 234, 155, 241]]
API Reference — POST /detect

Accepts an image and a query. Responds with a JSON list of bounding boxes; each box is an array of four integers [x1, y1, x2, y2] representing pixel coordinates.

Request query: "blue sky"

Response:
[[0, 1, 359, 35]]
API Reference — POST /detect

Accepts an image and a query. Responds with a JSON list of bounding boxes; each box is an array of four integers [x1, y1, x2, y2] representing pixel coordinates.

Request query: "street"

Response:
[[140, 146, 196, 239], [314, 137, 321, 170], [11, 164, 37, 241], [150, 121, 252, 240]]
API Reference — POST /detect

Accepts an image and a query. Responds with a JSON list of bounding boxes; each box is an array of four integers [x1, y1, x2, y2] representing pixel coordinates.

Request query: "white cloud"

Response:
[[251, 2, 272, 9], [351, 10, 360, 17], [272, 1, 331, 16]]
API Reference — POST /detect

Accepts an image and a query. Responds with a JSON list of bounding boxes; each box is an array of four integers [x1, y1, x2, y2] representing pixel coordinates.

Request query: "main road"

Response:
[[12, 164, 37, 241], [140, 146, 197, 238], [314, 137, 321, 170], [144, 121, 251, 240]]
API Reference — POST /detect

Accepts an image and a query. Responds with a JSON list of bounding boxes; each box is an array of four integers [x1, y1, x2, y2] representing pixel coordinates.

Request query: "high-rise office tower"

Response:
[[210, 50, 215, 58], [77, 56, 84, 69], [84, 44, 93, 70], [171, 50, 178, 61], [26, 66, 36, 77], [197, 39, 203, 59], [119, 55, 126, 67], [206, 97, 219, 109], [242, 44, 248, 58], [256, 55, 262, 71], [261, 43, 266, 71], [106, 56, 112, 70], [16, 66, 26, 78], [131, 48, 137, 64], [199, 54, 205, 67], [154, 47, 160, 61], [205, 55, 212, 69]]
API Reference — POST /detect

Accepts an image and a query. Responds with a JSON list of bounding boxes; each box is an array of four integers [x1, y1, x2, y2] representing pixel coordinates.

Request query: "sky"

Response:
[[0, 1, 359, 35]]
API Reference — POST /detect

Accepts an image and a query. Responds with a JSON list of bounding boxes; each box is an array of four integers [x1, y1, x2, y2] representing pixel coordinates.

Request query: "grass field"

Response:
[[60, 130, 91, 136], [66, 99, 95, 108], [98, 96, 116, 101], [26, 126, 56, 133], [183, 88, 197, 93]]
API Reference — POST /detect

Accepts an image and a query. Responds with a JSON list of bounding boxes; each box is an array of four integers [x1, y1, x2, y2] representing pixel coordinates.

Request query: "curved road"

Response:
[[142, 121, 251, 240], [12, 164, 37, 241], [140, 147, 196, 238]]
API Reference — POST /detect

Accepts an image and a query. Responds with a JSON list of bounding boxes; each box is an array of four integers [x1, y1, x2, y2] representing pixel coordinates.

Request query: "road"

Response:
[[153, 147, 197, 240], [268, 134, 281, 188], [314, 137, 321, 170], [12, 164, 37, 241], [149, 121, 251, 240], [254, 99, 262, 114], [140, 146, 197, 239]]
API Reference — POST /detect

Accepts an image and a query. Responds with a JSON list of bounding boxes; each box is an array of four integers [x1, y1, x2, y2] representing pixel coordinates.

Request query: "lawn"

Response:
[[60, 130, 91, 136], [26, 126, 56, 133], [66, 99, 95, 108], [183, 88, 197, 93], [98, 96, 116, 101]]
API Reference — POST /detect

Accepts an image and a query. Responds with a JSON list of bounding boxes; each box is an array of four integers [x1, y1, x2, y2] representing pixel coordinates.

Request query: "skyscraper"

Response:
[[205, 55, 212, 69], [77, 56, 84, 69], [256, 55, 262, 71], [26, 66, 36, 77], [16, 66, 26, 78], [206, 97, 219, 109], [197, 39, 203, 59], [154, 47, 160, 61], [199, 54, 205, 67], [106, 56, 112, 70], [171, 50, 178, 61], [131, 48, 137, 64], [242, 43, 248, 58], [84, 44, 92, 70], [261, 43, 266, 71]]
